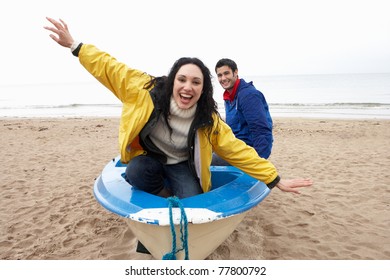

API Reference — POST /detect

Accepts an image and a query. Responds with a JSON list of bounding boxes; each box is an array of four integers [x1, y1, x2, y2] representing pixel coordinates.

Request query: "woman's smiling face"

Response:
[[172, 64, 204, 110]]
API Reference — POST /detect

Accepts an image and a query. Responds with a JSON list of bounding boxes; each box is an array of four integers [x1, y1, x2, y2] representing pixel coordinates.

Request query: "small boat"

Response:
[[93, 156, 270, 260]]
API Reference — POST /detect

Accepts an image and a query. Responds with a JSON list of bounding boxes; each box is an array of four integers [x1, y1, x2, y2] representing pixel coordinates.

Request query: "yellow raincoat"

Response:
[[78, 44, 279, 192]]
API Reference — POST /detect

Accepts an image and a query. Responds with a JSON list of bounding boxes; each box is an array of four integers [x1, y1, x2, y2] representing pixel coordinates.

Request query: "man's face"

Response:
[[216, 65, 238, 91]]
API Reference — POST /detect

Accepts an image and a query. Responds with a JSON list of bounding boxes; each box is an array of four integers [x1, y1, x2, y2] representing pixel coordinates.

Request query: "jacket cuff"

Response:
[[267, 175, 280, 190], [71, 42, 83, 57]]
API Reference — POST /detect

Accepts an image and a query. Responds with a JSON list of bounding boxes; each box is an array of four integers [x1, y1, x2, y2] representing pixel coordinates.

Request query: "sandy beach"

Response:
[[0, 117, 389, 260]]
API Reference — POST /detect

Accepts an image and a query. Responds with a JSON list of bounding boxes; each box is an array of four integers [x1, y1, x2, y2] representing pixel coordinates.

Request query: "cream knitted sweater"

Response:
[[149, 97, 197, 164]]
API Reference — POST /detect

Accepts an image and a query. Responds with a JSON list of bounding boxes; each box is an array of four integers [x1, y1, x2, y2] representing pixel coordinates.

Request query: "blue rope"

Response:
[[162, 196, 189, 260]]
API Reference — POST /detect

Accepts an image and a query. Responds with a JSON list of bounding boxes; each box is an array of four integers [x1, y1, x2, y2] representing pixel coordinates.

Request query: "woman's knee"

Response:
[[125, 156, 164, 194]]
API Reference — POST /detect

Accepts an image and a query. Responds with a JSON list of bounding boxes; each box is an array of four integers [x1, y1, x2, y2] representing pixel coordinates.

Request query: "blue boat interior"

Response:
[[94, 156, 271, 221]]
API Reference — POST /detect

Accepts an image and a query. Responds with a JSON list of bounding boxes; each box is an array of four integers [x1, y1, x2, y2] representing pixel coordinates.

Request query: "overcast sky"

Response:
[[1, 0, 389, 87]]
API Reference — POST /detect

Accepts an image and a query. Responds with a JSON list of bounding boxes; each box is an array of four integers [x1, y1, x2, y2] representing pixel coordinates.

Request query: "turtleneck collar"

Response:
[[170, 96, 197, 119]]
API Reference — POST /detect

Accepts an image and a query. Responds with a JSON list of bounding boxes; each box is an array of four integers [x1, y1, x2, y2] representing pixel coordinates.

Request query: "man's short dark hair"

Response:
[[215, 58, 238, 73]]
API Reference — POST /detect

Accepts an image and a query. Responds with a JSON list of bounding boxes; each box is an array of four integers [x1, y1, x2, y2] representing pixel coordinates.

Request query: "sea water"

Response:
[[1, 73, 389, 119], [245, 73, 390, 119]]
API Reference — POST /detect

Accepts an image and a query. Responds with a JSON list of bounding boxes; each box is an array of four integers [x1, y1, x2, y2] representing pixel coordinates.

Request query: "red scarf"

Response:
[[223, 78, 240, 102]]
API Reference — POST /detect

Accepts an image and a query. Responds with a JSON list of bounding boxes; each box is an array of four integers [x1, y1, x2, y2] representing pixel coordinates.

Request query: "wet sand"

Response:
[[1, 117, 389, 260]]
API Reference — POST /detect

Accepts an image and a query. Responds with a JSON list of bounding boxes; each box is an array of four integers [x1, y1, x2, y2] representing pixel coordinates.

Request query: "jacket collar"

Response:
[[223, 78, 240, 102]]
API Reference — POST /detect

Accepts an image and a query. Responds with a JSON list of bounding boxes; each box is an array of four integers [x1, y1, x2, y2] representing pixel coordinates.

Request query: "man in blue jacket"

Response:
[[213, 58, 273, 165]]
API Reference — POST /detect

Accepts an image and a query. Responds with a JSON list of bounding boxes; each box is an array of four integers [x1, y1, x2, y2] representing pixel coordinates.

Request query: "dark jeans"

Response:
[[211, 153, 231, 166], [125, 155, 202, 198]]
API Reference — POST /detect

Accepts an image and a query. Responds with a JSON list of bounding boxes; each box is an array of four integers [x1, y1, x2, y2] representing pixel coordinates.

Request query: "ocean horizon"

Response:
[[1, 73, 389, 119]]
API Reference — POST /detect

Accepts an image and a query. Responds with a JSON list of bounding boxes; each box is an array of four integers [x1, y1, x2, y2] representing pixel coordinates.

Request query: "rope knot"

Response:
[[169, 197, 181, 207]]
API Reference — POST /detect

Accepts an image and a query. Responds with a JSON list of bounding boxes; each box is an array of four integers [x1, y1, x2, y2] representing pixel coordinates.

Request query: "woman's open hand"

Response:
[[44, 17, 74, 48], [276, 178, 313, 194]]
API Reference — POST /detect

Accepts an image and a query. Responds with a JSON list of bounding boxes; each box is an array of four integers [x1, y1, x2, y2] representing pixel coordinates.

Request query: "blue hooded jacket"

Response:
[[224, 79, 273, 158]]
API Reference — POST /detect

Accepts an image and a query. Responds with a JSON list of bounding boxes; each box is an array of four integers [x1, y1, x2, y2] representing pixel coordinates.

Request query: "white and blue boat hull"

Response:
[[94, 156, 270, 259]]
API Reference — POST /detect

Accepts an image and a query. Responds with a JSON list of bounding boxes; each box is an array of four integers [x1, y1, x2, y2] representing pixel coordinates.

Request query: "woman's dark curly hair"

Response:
[[145, 57, 220, 137]]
